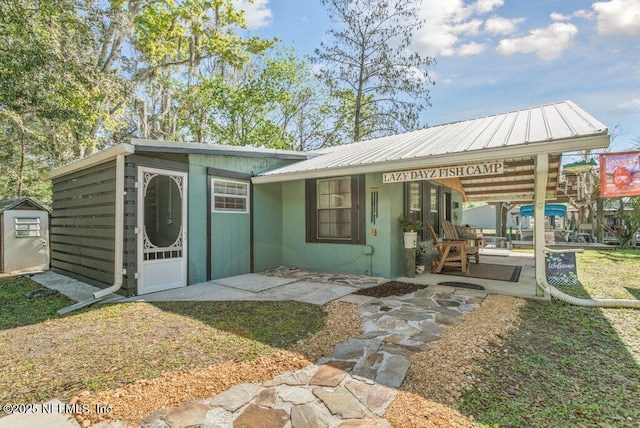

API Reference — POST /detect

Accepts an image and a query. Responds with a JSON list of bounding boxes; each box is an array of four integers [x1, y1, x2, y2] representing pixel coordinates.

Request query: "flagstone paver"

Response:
[[135, 283, 487, 427]]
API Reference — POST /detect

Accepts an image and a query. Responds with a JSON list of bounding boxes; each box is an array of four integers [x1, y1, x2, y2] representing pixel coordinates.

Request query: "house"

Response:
[[46, 101, 610, 298], [0, 197, 50, 273], [461, 204, 519, 230]]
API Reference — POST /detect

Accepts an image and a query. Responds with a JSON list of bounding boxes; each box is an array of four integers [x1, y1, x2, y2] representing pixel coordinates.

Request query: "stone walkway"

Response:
[[134, 284, 487, 427]]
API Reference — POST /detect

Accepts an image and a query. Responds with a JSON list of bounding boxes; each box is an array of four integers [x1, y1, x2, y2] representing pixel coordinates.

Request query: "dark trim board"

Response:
[[207, 167, 252, 180], [136, 144, 309, 161], [206, 171, 212, 281]]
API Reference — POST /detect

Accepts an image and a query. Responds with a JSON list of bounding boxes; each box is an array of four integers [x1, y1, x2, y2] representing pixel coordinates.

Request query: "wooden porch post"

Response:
[[534, 153, 549, 297]]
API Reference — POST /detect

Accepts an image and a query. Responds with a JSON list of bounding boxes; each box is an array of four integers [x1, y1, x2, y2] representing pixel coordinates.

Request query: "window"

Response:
[[404, 181, 442, 236], [306, 175, 365, 244], [15, 217, 41, 238], [212, 179, 249, 213], [317, 177, 352, 239], [430, 185, 441, 231]]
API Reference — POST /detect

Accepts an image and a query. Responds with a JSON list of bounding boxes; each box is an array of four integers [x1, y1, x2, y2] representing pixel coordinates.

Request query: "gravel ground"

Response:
[[400, 294, 526, 405], [73, 351, 311, 426], [290, 300, 363, 361], [73, 293, 526, 427]]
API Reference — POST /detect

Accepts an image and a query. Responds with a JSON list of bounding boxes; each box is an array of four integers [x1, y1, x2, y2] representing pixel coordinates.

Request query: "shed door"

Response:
[[138, 167, 188, 294], [2, 210, 49, 273]]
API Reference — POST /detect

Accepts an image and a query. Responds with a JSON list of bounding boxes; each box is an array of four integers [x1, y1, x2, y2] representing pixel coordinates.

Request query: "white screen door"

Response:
[[137, 167, 188, 294]]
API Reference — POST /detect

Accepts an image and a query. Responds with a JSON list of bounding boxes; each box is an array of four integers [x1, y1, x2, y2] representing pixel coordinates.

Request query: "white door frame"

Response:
[[137, 166, 188, 294]]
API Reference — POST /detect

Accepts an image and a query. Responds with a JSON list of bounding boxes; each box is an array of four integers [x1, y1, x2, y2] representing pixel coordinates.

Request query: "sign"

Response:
[[600, 152, 640, 198], [545, 252, 578, 286], [383, 161, 504, 184]]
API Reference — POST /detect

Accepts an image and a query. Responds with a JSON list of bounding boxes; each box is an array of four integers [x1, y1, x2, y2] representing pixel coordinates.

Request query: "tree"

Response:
[[175, 48, 335, 149], [130, 0, 275, 142], [0, 0, 278, 202], [594, 197, 640, 248], [0, 0, 121, 201], [315, 0, 434, 143]]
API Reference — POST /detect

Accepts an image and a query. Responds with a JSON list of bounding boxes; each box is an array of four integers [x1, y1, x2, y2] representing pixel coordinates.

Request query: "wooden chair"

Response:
[[427, 223, 468, 274], [442, 220, 481, 264]]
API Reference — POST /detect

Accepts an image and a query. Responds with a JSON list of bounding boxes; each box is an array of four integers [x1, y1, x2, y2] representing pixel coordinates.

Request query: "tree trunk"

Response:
[[596, 197, 604, 243], [353, 45, 366, 142], [17, 132, 25, 197]]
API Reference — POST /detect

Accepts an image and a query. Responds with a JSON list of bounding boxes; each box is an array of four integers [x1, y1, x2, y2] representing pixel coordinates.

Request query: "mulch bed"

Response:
[[354, 281, 428, 298]]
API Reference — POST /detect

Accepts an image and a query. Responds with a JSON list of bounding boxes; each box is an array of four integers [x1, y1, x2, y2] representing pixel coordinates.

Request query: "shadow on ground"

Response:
[[457, 281, 640, 427], [0, 276, 75, 330], [151, 300, 325, 349]]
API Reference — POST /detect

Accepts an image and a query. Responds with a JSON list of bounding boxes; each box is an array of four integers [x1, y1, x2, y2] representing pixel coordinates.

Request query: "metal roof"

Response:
[[254, 101, 609, 186], [46, 139, 313, 179]]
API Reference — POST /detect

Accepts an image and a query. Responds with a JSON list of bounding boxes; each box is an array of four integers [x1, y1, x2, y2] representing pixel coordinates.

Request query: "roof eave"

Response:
[[252, 133, 609, 184], [131, 138, 312, 160], [45, 143, 135, 180]]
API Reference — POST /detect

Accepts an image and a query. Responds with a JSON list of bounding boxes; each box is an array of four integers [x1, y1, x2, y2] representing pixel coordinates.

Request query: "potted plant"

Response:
[[399, 216, 423, 248], [415, 242, 427, 274]]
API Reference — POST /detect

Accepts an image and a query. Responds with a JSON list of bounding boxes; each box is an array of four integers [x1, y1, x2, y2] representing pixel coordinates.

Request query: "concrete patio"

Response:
[[399, 249, 542, 300], [33, 249, 542, 309]]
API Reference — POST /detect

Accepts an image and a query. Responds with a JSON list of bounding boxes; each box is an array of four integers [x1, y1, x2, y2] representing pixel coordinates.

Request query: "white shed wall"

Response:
[[2, 209, 50, 273]]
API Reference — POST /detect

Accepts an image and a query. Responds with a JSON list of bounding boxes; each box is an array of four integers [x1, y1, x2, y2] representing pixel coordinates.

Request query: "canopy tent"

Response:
[[519, 204, 567, 217]]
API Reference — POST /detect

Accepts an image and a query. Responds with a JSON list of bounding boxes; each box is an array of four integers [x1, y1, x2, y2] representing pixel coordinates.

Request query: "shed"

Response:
[[0, 197, 50, 273]]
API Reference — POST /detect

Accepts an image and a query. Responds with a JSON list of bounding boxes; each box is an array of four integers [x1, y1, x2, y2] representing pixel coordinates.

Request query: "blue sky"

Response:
[[237, 0, 640, 154]]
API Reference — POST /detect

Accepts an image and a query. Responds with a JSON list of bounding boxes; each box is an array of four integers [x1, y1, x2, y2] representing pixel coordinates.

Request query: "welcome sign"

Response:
[[545, 252, 579, 286], [383, 161, 504, 184]]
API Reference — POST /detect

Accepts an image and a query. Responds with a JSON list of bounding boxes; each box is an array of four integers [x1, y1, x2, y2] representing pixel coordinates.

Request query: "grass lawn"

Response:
[[460, 250, 640, 427], [0, 275, 324, 404]]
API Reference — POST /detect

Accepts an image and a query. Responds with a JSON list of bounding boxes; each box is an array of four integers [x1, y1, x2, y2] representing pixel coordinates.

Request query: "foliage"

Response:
[[0, 0, 438, 202], [0, 0, 125, 200], [399, 215, 423, 232], [415, 242, 428, 265], [176, 49, 329, 149], [314, 0, 434, 142], [0, 0, 283, 200], [595, 197, 640, 248]]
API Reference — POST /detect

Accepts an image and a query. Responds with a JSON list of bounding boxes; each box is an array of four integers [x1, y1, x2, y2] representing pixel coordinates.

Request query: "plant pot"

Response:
[[403, 232, 418, 248], [415, 265, 425, 274]]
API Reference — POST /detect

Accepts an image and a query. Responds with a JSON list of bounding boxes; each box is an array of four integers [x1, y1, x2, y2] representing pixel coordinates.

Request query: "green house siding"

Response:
[[253, 183, 284, 272], [276, 173, 465, 279], [187, 154, 298, 283], [187, 163, 208, 284], [278, 174, 406, 279], [211, 209, 250, 278]]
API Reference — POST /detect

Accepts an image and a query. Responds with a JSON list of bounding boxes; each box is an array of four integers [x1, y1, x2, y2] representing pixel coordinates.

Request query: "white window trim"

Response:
[[15, 217, 41, 238], [212, 178, 250, 213]]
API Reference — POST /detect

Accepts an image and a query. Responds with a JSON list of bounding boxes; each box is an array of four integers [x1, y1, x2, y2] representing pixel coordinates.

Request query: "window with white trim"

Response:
[[212, 179, 249, 213], [15, 217, 41, 238]]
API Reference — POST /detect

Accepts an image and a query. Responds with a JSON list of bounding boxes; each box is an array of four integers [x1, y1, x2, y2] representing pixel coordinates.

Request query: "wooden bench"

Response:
[[442, 220, 481, 264], [428, 223, 468, 274]]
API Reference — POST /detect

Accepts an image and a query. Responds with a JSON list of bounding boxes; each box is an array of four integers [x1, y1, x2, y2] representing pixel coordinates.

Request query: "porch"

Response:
[[400, 249, 541, 300]]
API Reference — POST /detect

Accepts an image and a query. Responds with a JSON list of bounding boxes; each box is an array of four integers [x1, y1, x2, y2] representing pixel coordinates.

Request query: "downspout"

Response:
[[58, 153, 127, 314], [93, 152, 126, 299], [534, 154, 640, 309]]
